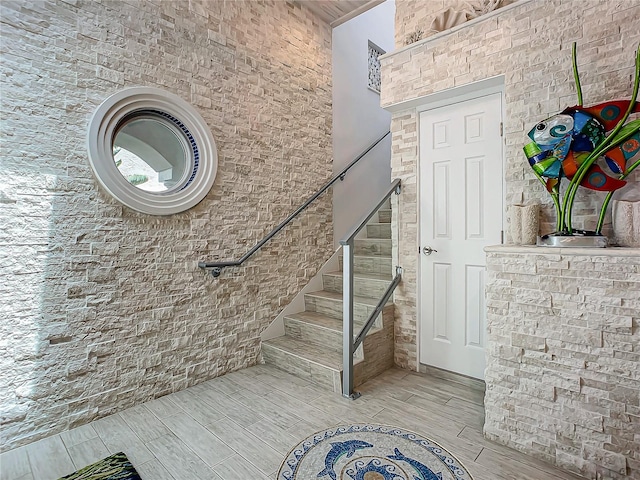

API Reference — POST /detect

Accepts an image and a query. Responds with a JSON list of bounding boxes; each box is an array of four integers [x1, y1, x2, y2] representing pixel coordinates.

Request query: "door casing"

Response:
[[415, 77, 506, 374]]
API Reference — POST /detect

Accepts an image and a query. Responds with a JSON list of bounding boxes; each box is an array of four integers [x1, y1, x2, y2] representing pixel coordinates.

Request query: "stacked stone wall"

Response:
[[0, 0, 333, 451], [382, 2, 640, 476], [395, 0, 518, 48], [485, 246, 640, 480], [382, 0, 640, 370]]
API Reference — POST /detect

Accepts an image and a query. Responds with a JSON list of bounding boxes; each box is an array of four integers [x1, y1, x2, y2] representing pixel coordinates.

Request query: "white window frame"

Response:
[[87, 87, 218, 215]]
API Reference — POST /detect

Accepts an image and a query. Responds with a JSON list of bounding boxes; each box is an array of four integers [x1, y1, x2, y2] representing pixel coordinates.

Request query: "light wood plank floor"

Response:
[[0, 365, 584, 480]]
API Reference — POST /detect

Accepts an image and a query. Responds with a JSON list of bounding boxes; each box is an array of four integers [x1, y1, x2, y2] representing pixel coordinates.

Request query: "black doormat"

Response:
[[58, 452, 142, 480]]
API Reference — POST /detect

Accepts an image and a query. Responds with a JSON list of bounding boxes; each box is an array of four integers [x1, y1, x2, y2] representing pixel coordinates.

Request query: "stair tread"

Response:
[[324, 271, 392, 282], [356, 238, 391, 243], [285, 310, 383, 334], [305, 289, 392, 307], [284, 311, 343, 332], [352, 253, 392, 260], [263, 336, 346, 371]]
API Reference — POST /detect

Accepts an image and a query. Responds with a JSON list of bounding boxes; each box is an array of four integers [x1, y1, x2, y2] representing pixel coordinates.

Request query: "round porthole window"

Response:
[[87, 87, 218, 215]]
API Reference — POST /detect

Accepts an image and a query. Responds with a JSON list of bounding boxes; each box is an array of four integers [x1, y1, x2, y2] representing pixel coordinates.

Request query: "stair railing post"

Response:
[[342, 240, 355, 398]]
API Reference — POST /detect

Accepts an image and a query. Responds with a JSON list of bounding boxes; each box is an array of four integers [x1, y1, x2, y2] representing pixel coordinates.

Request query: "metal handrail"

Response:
[[341, 179, 402, 399], [198, 131, 391, 277]]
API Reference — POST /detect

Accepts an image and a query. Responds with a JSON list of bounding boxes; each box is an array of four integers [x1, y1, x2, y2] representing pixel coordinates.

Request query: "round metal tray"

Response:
[[537, 233, 608, 248]]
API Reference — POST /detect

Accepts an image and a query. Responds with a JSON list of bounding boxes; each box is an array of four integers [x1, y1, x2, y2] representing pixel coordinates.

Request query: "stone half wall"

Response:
[[484, 246, 640, 480], [381, 0, 640, 369], [0, 1, 333, 451]]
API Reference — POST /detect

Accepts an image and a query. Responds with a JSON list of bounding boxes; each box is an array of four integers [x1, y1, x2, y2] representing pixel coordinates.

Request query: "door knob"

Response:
[[422, 246, 437, 255]]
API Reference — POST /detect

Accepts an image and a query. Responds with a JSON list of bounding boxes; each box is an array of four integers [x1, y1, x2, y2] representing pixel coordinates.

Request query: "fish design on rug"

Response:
[[317, 440, 374, 480], [524, 100, 640, 192], [387, 448, 443, 480]]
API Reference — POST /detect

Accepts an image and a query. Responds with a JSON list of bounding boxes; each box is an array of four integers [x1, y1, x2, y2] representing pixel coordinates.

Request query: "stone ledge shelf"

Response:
[[379, 0, 534, 112], [485, 244, 640, 257], [484, 245, 639, 479], [382, 0, 533, 60]]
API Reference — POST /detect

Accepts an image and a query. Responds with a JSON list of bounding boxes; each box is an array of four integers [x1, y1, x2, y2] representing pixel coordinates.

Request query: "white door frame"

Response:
[[415, 77, 506, 373]]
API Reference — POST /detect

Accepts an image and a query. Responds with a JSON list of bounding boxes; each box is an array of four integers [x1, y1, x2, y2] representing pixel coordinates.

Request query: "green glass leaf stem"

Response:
[[596, 156, 640, 233], [562, 46, 640, 233]]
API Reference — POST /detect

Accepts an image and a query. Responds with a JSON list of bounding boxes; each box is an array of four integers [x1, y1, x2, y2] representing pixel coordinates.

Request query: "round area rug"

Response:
[[277, 423, 473, 480]]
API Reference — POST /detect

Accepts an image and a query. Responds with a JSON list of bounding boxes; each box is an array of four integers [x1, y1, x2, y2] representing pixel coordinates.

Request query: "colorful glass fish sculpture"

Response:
[[523, 42, 639, 237], [524, 100, 640, 192]]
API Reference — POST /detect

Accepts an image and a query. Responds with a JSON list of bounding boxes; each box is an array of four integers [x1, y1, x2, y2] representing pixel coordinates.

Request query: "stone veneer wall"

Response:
[[0, 0, 333, 451], [485, 246, 640, 479], [381, 0, 640, 369], [395, 0, 516, 47]]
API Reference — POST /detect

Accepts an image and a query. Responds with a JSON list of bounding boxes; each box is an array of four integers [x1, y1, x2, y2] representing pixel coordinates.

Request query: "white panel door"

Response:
[[419, 93, 503, 380]]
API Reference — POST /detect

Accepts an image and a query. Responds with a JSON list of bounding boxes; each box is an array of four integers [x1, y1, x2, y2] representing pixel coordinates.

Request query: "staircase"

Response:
[[261, 201, 395, 394]]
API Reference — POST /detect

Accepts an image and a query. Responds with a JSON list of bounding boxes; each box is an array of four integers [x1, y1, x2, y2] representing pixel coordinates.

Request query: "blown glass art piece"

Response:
[[523, 42, 640, 244]]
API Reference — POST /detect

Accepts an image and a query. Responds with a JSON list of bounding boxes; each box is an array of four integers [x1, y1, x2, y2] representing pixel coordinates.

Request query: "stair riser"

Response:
[[378, 209, 391, 224], [323, 274, 389, 300], [354, 239, 391, 257], [340, 256, 392, 275], [304, 294, 376, 324], [262, 344, 342, 393], [366, 223, 391, 239], [303, 295, 394, 329]]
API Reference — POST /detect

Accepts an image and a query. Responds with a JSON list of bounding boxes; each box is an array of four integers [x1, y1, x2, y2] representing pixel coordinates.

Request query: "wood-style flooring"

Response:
[[0, 364, 584, 480]]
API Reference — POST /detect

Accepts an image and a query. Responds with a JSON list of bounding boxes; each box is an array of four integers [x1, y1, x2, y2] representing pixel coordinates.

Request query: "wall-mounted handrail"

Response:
[[341, 178, 401, 399], [198, 131, 391, 277]]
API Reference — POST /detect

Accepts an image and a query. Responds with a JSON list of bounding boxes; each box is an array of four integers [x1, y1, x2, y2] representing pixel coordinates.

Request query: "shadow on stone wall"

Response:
[[0, 0, 335, 452]]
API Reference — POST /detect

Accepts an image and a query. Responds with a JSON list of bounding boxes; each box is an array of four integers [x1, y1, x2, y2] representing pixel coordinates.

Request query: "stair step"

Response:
[[366, 222, 391, 239], [354, 238, 391, 257], [263, 336, 342, 370], [304, 289, 391, 324], [323, 271, 391, 300], [284, 311, 342, 352], [378, 209, 391, 224], [261, 197, 396, 394], [340, 254, 393, 275], [262, 336, 363, 392], [284, 309, 383, 350]]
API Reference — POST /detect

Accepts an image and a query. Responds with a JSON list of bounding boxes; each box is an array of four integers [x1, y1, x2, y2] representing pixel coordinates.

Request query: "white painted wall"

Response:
[[332, 0, 395, 246]]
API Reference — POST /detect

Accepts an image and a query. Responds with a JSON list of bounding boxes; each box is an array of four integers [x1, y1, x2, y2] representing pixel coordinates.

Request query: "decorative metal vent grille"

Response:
[[368, 41, 385, 93]]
